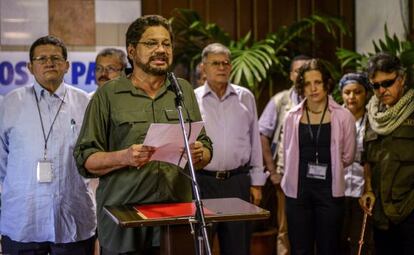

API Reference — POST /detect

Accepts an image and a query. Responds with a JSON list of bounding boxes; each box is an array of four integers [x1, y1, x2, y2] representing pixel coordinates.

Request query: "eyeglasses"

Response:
[[205, 60, 231, 68], [370, 76, 398, 90], [95, 65, 122, 74], [137, 40, 172, 50], [32, 55, 65, 65]]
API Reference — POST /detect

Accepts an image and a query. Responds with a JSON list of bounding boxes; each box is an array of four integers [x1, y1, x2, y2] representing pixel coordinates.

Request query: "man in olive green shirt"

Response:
[[360, 52, 414, 254], [74, 15, 212, 255]]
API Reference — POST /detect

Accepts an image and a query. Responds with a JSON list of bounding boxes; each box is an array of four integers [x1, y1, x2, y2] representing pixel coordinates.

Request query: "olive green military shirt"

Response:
[[74, 76, 212, 253], [364, 112, 414, 230]]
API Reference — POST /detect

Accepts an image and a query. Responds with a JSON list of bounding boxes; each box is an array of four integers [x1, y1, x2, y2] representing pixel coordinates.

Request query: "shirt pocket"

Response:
[[391, 165, 414, 202], [164, 109, 191, 123], [391, 126, 414, 162], [112, 110, 149, 146]]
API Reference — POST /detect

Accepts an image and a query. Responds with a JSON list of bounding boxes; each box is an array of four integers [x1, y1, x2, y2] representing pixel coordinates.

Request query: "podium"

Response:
[[104, 197, 270, 255]]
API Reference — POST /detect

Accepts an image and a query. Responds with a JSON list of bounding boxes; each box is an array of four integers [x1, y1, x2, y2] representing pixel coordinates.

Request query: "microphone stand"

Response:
[[168, 73, 212, 255]]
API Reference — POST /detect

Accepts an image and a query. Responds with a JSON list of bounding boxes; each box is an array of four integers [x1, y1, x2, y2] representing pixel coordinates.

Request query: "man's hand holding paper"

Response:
[[143, 121, 204, 168]]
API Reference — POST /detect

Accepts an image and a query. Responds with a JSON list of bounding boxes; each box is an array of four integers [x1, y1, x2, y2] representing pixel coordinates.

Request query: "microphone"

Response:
[[167, 72, 184, 102]]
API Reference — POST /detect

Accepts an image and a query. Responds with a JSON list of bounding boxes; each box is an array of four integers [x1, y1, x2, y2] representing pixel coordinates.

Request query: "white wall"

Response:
[[356, 0, 409, 54], [0, 0, 48, 45]]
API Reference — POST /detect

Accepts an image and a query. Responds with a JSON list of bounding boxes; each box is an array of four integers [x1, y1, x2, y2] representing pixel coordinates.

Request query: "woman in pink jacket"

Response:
[[281, 59, 356, 255]]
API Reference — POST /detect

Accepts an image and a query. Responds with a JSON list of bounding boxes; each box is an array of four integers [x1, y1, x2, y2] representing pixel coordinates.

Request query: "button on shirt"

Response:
[[0, 82, 96, 243], [195, 83, 266, 185]]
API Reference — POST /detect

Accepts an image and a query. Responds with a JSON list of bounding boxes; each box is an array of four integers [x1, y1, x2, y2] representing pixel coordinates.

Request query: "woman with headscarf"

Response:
[[339, 72, 374, 255]]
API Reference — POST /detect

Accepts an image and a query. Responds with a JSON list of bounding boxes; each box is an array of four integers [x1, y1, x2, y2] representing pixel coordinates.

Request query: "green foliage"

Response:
[[170, 8, 348, 99], [336, 25, 414, 71], [229, 33, 277, 95]]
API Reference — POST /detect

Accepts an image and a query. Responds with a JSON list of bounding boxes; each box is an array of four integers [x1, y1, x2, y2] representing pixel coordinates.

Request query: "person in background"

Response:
[[259, 55, 310, 255], [360, 52, 414, 255], [0, 35, 96, 255], [194, 43, 268, 255], [193, 61, 206, 88], [74, 15, 212, 255], [95, 48, 127, 88], [338, 72, 374, 255], [282, 59, 356, 255]]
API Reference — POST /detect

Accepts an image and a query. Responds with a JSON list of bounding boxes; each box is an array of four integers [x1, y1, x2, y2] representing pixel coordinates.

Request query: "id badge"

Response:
[[307, 162, 327, 180], [37, 159, 53, 183]]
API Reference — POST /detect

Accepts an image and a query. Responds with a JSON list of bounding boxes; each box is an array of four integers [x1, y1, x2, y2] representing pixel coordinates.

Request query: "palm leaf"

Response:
[[170, 8, 348, 99], [337, 23, 414, 72], [268, 14, 349, 56]]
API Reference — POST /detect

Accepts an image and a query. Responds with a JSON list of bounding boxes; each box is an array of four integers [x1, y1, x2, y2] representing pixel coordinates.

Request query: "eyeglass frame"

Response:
[[95, 65, 123, 74], [31, 55, 66, 65], [136, 40, 173, 50], [204, 60, 231, 68], [369, 75, 399, 90]]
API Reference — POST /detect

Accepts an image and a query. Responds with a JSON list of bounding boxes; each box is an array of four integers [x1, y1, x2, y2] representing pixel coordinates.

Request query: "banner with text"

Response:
[[0, 52, 99, 95]]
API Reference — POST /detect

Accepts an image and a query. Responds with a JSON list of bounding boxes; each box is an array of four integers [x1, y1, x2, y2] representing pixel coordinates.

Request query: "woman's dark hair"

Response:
[[295, 58, 334, 96]]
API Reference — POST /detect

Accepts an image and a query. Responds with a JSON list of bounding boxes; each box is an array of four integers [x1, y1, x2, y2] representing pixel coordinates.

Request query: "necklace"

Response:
[[306, 106, 323, 114]]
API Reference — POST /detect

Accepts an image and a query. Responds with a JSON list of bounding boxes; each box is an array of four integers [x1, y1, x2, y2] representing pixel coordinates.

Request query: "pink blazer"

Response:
[[281, 96, 356, 198]]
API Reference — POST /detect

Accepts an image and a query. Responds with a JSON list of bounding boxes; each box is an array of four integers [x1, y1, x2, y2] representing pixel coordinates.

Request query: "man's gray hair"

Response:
[[201, 43, 231, 62], [96, 48, 128, 69]]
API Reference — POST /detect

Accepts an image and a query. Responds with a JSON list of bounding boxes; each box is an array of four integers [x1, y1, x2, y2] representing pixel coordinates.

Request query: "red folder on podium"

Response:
[[134, 202, 215, 219]]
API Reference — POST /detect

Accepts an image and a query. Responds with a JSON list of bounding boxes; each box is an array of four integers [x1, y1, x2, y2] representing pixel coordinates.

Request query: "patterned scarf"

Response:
[[367, 88, 414, 135]]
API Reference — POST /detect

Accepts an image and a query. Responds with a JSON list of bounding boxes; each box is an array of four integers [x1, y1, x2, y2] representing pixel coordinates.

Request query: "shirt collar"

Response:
[[202, 82, 236, 100], [114, 76, 137, 93], [33, 80, 66, 101], [114, 76, 169, 98], [291, 95, 338, 113]]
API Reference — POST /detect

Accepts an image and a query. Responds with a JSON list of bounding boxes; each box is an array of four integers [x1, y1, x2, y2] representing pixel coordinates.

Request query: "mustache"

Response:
[[149, 53, 168, 61], [98, 76, 110, 82]]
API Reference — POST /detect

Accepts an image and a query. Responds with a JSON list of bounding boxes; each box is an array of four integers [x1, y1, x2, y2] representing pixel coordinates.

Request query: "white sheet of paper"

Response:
[[143, 121, 204, 168]]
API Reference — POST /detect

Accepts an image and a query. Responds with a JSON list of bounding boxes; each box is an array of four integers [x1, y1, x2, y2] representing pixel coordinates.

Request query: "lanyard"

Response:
[[305, 99, 328, 164], [33, 87, 67, 159]]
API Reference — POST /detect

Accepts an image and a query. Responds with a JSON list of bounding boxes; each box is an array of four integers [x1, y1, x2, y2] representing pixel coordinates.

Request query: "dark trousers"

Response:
[[340, 197, 375, 255], [373, 210, 414, 255], [1, 235, 95, 255], [100, 246, 160, 255], [196, 171, 251, 255], [285, 183, 344, 255]]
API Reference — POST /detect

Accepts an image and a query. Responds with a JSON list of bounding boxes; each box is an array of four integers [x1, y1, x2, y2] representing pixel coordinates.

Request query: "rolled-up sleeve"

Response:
[[247, 92, 267, 186], [74, 91, 109, 178], [258, 98, 277, 138]]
